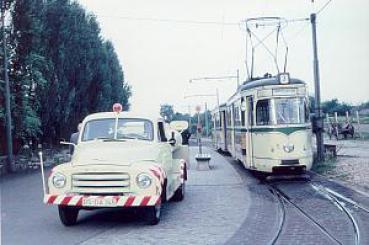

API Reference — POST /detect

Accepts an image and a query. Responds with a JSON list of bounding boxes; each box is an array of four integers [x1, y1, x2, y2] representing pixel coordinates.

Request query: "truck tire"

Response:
[[58, 206, 79, 226], [171, 182, 185, 202], [145, 204, 161, 225], [161, 180, 167, 203]]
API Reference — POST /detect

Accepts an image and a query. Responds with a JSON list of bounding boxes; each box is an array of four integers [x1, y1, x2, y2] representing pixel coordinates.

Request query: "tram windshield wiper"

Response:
[[102, 138, 126, 142]]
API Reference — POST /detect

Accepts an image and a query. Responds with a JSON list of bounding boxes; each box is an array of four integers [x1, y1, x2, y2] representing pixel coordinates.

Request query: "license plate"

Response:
[[82, 197, 118, 207]]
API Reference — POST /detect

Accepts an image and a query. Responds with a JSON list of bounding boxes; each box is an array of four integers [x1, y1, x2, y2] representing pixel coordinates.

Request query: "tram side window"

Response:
[[233, 105, 241, 127], [227, 108, 232, 127], [219, 111, 223, 128], [256, 100, 271, 125], [215, 112, 220, 128]]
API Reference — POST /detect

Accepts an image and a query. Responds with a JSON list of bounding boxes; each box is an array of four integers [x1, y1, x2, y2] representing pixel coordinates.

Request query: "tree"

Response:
[[159, 104, 212, 135], [321, 99, 352, 116], [0, 0, 131, 152], [160, 104, 174, 122]]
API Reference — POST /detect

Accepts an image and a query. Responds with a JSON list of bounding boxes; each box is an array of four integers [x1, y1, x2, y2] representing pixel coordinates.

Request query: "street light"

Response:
[[189, 69, 240, 90]]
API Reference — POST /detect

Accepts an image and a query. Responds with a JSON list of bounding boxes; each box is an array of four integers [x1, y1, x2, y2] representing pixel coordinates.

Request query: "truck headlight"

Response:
[[52, 173, 66, 188], [136, 173, 152, 189]]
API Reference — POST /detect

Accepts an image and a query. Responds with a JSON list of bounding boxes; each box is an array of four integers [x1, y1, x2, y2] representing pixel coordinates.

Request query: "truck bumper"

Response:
[[44, 194, 161, 208]]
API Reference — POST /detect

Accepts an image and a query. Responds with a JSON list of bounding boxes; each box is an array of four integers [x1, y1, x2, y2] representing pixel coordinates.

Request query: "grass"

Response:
[[356, 132, 369, 141], [311, 158, 337, 175]]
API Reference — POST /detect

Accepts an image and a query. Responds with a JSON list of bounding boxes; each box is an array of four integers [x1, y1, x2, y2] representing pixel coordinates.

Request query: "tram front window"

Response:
[[273, 98, 307, 124], [256, 98, 308, 126]]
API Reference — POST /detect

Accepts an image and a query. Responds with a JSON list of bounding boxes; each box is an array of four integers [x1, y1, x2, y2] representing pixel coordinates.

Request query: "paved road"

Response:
[[2, 146, 369, 245], [1, 147, 250, 245]]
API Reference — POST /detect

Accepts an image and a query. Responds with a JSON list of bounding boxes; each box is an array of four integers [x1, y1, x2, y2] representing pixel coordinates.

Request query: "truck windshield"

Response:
[[256, 97, 308, 125], [82, 118, 154, 141]]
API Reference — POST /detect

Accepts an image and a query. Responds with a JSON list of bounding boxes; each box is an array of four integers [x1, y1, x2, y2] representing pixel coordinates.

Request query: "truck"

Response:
[[41, 103, 189, 226]]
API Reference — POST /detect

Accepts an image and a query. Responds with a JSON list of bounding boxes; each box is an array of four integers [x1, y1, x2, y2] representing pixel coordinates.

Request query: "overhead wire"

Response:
[[316, 0, 334, 15], [97, 15, 239, 26]]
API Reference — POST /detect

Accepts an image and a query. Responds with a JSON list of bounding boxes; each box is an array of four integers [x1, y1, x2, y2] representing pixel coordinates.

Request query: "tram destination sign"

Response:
[[272, 88, 296, 96]]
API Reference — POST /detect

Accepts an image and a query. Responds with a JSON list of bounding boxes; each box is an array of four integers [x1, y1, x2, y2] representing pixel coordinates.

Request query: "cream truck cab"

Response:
[[43, 104, 189, 226]]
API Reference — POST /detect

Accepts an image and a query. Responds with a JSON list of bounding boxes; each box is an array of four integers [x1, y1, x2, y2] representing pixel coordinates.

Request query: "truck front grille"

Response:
[[72, 172, 130, 195]]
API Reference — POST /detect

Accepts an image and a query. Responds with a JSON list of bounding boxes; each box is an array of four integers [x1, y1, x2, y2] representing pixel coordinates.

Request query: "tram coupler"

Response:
[[266, 174, 311, 183]]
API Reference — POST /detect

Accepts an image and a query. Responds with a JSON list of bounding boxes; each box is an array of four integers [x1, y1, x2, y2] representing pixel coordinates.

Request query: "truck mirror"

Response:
[[168, 138, 176, 146], [168, 132, 176, 146], [60, 141, 76, 147]]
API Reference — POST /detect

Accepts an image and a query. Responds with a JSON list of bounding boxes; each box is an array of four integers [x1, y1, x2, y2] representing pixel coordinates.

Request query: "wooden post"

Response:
[[334, 112, 339, 139], [356, 111, 361, 138], [326, 113, 329, 133], [345, 111, 349, 122]]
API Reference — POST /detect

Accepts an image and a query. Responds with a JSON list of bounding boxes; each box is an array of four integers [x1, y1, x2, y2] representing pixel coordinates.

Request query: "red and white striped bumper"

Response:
[[44, 194, 161, 207]]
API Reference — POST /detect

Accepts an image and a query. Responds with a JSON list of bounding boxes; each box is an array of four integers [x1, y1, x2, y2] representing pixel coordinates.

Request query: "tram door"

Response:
[[220, 110, 227, 151], [246, 96, 254, 168], [230, 104, 236, 156]]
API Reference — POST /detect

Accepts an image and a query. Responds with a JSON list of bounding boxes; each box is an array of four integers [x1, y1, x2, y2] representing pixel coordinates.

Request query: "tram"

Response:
[[212, 73, 313, 173]]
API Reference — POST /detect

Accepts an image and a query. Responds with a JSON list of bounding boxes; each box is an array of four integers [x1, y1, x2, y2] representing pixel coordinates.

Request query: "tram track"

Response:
[[266, 183, 342, 245], [213, 147, 369, 244], [268, 187, 286, 245], [311, 184, 369, 215], [311, 183, 368, 245]]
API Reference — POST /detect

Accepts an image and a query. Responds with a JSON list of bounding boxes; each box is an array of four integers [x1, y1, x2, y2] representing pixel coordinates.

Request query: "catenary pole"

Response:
[[310, 13, 324, 162], [204, 102, 208, 137], [1, 0, 14, 172]]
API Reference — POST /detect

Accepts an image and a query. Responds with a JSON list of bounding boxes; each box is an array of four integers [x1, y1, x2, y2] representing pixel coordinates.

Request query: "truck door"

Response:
[[157, 122, 173, 174]]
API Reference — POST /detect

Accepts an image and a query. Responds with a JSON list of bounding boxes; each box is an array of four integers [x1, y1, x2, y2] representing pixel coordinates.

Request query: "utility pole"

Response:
[[310, 13, 324, 162], [204, 102, 209, 137], [187, 105, 192, 129], [236, 69, 240, 88]]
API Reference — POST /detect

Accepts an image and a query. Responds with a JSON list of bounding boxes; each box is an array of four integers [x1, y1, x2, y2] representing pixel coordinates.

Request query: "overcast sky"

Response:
[[78, 0, 369, 115]]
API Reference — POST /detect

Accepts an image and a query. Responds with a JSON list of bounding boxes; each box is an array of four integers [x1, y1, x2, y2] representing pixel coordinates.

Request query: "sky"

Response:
[[78, 0, 369, 115]]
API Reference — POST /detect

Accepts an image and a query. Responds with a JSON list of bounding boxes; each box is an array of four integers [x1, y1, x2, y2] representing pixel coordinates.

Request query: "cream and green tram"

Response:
[[212, 74, 313, 173]]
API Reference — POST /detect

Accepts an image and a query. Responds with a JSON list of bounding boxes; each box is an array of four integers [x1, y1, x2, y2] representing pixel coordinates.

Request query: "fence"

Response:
[[325, 111, 369, 139], [0, 146, 70, 175]]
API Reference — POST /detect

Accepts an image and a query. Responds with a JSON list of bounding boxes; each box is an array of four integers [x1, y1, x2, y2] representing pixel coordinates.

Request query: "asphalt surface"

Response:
[[1, 147, 249, 245], [1, 146, 369, 245]]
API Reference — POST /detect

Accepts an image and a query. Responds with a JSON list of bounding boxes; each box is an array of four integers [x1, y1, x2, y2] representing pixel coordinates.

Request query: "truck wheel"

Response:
[[171, 182, 185, 202], [58, 206, 79, 226], [161, 180, 167, 203], [145, 204, 161, 225]]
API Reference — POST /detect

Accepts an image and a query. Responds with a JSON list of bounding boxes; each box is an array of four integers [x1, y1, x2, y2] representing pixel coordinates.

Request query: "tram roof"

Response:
[[239, 76, 306, 91], [212, 76, 307, 111]]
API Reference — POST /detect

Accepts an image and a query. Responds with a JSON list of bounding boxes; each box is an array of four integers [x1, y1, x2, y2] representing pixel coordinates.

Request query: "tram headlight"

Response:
[[283, 144, 294, 153], [52, 173, 66, 188]]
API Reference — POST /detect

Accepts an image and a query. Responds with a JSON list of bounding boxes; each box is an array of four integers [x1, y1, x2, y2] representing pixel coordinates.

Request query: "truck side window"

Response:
[[158, 122, 167, 142]]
